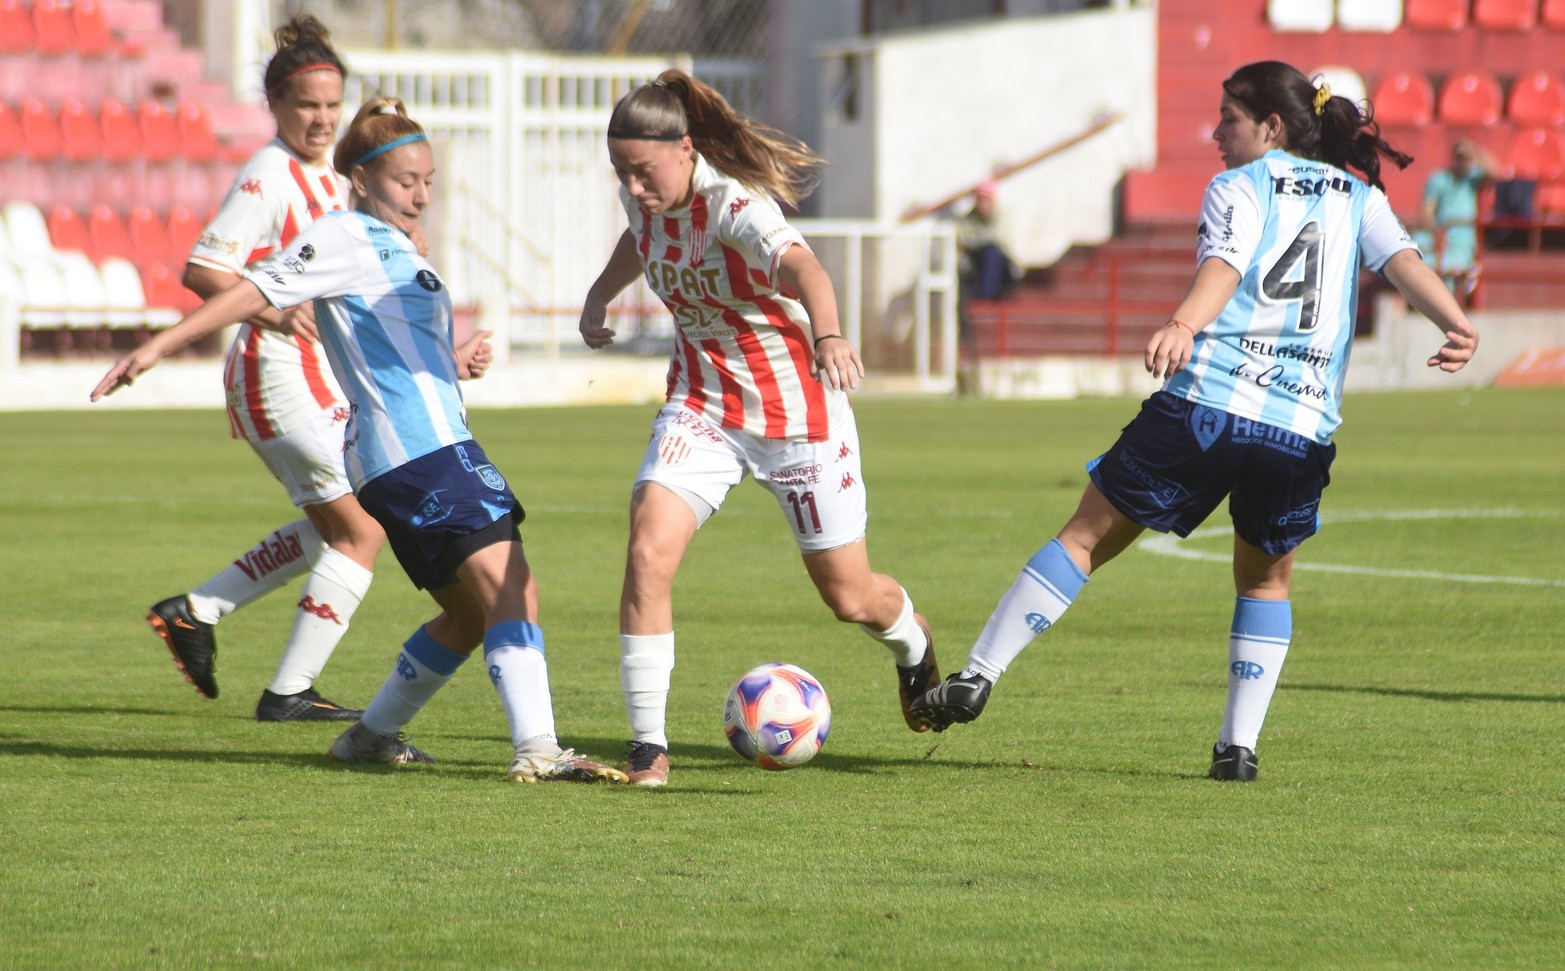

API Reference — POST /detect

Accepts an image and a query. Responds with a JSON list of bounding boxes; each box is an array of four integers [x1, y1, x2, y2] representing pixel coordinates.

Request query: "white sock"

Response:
[[858, 588, 927, 668], [1218, 597, 1292, 751], [621, 632, 676, 748], [484, 621, 559, 751], [964, 538, 1088, 682], [361, 627, 468, 737], [187, 518, 322, 623], [267, 547, 373, 695]]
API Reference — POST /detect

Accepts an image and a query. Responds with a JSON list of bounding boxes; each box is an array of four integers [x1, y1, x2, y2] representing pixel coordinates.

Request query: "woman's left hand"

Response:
[[1428, 321, 1478, 372], [812, 334, 864, 391]]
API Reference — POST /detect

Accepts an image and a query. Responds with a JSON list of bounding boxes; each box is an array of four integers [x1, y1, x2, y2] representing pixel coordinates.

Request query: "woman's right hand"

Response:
[[91, 346, 163, 401], [1144, 320, 1196, 380], [579, 297, 617, 349]]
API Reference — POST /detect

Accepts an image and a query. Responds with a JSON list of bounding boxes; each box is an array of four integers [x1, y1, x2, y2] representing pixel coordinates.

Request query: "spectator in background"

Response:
[[956, 181, 1018, 302], [1413, 139, 1497, 308]]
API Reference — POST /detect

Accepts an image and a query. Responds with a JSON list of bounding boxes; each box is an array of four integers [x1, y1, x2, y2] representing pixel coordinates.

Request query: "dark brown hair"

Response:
[[1223, 60, 1412, 190], [607, 69, 824, 208], [264, 13, 347, 100]]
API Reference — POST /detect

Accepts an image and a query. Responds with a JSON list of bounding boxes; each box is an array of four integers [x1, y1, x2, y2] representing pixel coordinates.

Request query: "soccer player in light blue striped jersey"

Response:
[[94, 98, 626, 784], [912, 61, 1479, 781]]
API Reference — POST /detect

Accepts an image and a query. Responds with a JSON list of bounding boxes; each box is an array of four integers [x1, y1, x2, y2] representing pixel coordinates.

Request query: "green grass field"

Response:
[[2, 388, 1562, 969]]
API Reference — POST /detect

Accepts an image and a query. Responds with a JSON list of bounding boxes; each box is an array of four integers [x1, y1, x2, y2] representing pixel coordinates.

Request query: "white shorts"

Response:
[[249, 404, 354, 508], [635, 404, 869, 552]]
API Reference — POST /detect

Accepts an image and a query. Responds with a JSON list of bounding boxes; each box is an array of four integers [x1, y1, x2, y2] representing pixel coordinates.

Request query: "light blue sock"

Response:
[[964, 538, 1089, 681], [1218, 597, 1292, 750], [485, 621, 559, 751], [361, 627, 469, 737]]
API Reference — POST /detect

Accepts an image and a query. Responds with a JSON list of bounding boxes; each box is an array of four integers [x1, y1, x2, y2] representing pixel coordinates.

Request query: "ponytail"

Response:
[[607, 69, 824, 208]]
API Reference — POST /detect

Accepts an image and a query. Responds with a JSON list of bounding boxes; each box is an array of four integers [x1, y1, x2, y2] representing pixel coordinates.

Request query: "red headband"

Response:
[[269, 61, 342, 95]]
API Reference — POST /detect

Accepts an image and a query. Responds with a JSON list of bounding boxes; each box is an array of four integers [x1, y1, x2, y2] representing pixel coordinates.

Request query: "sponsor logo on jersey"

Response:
[[1024, 612, 1052, 634], [647, 260, 724, 301], [379, 249, 391, 261], [730, 197, 751, 216], [232, 529, 307, 581], [416, 269, 443, 292], [299, 244, 315, 262], [239, 179, 262, 195], [197, 232, 240, 256], [1238, 337, 1335, 369], [1271, 175, 1353, 198], [1231, 660, 1266, 680]]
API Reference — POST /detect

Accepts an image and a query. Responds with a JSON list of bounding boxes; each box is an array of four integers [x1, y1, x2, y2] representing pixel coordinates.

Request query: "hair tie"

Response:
[[269, 61, 341, 95], [606, 129, 686, 141], [1313, 83, 1332, 116], [352, 132, 427, 169], [651, 79, 668, 89]]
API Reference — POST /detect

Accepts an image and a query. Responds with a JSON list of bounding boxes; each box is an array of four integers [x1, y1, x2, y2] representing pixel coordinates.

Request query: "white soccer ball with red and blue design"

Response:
[[722, 663, 831, 770]]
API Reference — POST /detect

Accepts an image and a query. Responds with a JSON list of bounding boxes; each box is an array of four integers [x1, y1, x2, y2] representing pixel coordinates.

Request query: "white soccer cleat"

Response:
[[507, 746, 628, 784], [328, 721, 436, 765]]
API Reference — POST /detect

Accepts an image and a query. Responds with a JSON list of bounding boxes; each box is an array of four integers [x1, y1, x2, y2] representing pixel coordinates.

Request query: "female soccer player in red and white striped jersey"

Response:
[[579, 70, 941, 787], [144, 14, 389, 723]]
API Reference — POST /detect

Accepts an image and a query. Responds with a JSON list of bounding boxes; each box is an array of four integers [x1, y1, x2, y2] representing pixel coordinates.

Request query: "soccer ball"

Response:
[[722, 663, 831, 770]]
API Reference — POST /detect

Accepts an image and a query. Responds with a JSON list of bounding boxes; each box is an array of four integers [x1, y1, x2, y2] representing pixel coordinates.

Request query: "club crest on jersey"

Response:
[[1190, 406, 1223, 451]]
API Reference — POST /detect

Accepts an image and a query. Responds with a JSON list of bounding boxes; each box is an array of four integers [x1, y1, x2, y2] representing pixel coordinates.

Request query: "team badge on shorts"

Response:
[[659, 434, 692, 466], [475, 464, 506, 492]]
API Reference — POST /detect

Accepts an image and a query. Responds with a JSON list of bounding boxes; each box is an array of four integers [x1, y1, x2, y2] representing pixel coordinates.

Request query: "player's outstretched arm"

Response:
[[91, 280, 272, 401], [580, 230, 643, 349], [1380, 249, 1479, 372]]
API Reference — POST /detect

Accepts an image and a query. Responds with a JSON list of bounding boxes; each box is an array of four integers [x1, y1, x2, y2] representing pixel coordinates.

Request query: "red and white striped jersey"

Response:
[[188, 139, 347, 442], [621, 154, 849, 443]]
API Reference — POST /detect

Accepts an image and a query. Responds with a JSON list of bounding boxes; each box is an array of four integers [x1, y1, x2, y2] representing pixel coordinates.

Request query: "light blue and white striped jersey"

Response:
[[245, 210, 466, 489], [1165, 149, 1416, 444]]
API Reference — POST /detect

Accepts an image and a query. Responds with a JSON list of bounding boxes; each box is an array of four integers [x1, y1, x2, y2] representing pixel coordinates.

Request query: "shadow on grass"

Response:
[[1287, 682, 1565, 704], [0, 703, 206, 717]]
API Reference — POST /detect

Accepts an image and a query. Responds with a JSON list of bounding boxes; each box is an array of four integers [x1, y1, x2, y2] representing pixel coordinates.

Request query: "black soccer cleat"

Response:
[[147, 595, 219, 699], [256, 687, 364, 722], [896, 613, 942, 733], [908, 671, 993, 733], [1208, 743, 1259, 782]]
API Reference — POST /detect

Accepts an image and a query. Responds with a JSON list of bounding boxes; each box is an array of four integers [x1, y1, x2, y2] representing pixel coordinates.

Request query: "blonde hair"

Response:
[[332, 98, 426, 177], [607, 69, 823, 208]]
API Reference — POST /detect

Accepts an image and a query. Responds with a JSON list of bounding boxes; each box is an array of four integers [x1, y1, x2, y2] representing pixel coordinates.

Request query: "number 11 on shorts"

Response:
[[786, 491, 822, 535]]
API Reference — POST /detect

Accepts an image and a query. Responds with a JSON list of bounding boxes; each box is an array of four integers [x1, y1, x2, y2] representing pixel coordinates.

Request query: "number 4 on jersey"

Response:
[[1261, 220, 1323, 332]]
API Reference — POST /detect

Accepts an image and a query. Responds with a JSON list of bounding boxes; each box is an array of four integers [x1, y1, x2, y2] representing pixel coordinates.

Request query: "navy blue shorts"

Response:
[[357, 441, 524, 590], [1087, 392, 1335, 556]]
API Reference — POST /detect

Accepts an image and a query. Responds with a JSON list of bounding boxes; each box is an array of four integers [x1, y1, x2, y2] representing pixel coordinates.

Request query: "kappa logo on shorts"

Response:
[[412, 489, 452, 527], [659, 434, 692, 466], [836, 441, 853, 461], [838, 472, 856, 492], [1190, 406, 1223, 451], [475, 464, 506, 492]]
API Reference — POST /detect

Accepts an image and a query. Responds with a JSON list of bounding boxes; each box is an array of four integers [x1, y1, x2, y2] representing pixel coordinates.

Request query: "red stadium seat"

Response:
[[1507, 128, 1565, 180], [98, 99, 143, 162], [139, 261, 190, 311], [58, 98, 101, 162], [165, 206, 203, 261], [19, 99, 62, 161], [1404, 0, 1469, 27], [88, 205, 136, 263], [71, 0, 115, 57], [46, 206, 90, 254], [0, 101, 22, 159], [0, 0, 35, 53], [177, 101, 219, 161], [1507, 72, 1565, 127], [126, 205, 172, 268], [1473, 0, 1538, 29], [1370, 72, 1435, 126], [1544, 0, 1565, 27], [1437, 72, 1504, 126], [136, 101, 179, 163], [30, 0, 76, 56]]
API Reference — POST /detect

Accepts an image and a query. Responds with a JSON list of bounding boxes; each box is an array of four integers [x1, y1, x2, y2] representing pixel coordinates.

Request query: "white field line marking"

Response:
[[1137, 509, 1565, 588]]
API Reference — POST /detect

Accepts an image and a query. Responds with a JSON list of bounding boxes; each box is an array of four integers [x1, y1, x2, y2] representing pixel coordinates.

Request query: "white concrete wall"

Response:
[[816, 10, 1157, 267]]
